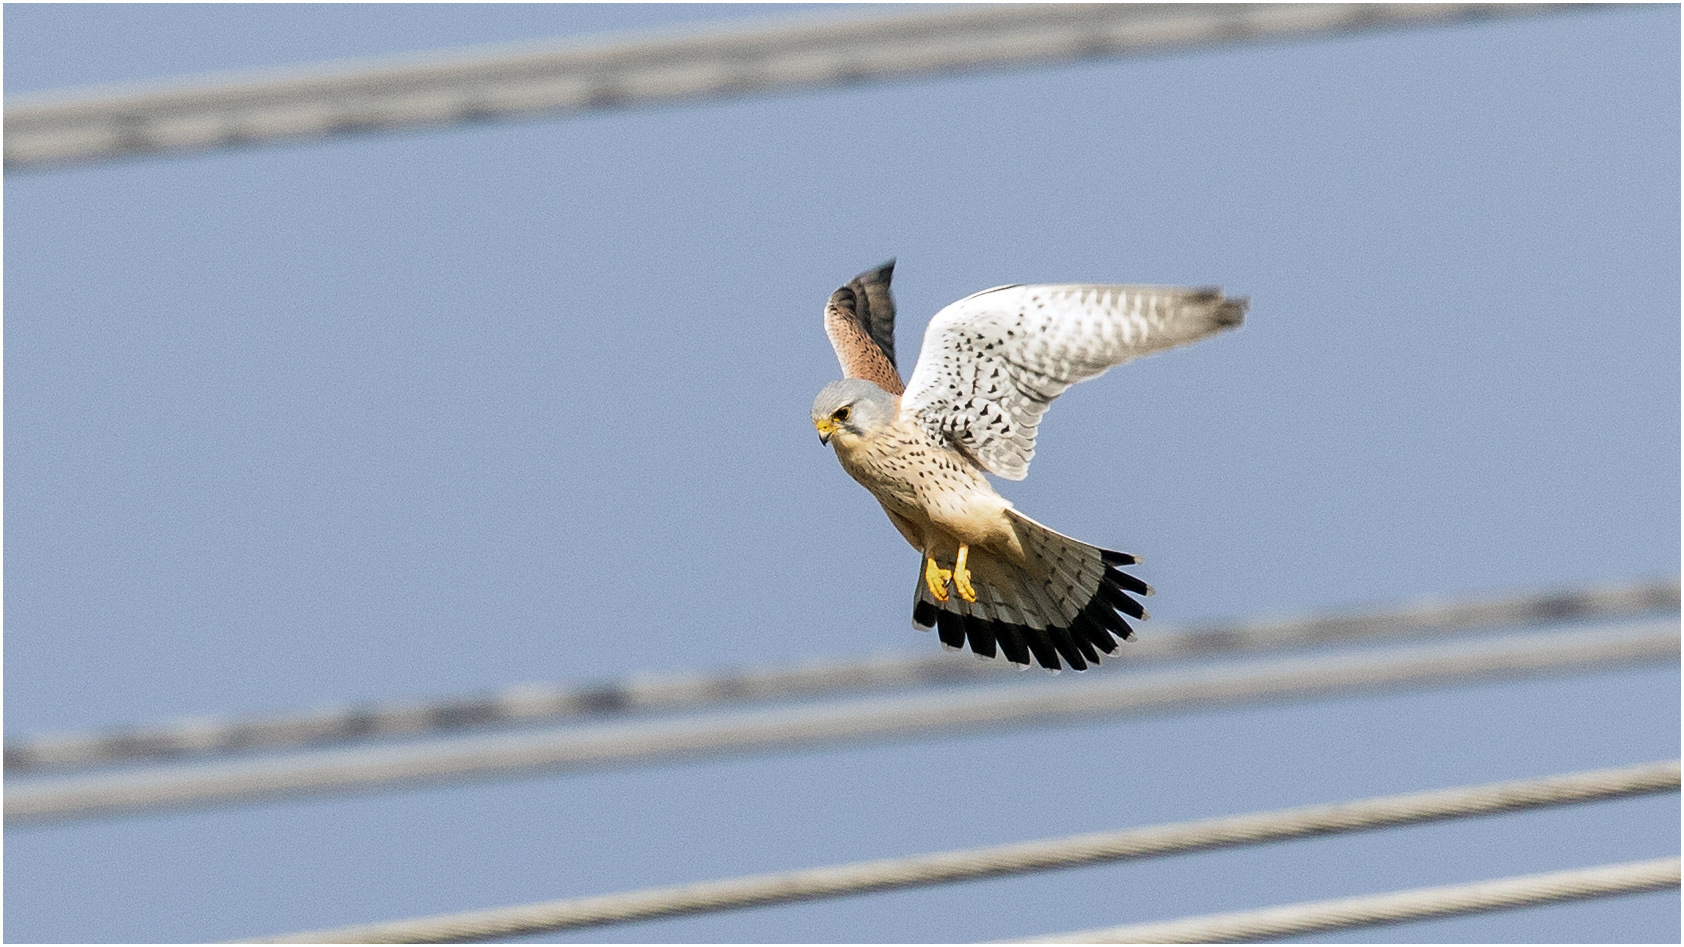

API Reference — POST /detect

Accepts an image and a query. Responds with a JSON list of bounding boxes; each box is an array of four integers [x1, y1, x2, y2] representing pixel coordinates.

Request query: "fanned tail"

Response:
[[912, 511, 1151, 671]]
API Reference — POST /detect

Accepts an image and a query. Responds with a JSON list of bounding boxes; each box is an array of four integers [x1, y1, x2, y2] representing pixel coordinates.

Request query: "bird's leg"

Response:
[[924, 555, 952, 603], [953, 545, 977, 603]]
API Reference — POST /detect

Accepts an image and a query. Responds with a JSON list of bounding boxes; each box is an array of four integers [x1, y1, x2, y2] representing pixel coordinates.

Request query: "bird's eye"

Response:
[[834, 406, 852, 422]]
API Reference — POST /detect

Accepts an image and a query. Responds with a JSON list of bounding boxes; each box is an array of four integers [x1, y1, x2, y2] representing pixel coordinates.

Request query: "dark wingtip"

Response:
[[1100, 582, 1148, 621], [1072, 610, 1119, 656], [1045, 624, 1091, 671], [1217, 296, 1249, 327], [1070, 628, 1101, 668], [962, 614, 999, 660], [841, 260, 900, 373], [1106, 569, 1151, 597], [1100, 549, 1139, 566], [996, 621, 1033, 667], [850, 259, 896, 289], [935, 610, 966, 650], [912, 598, 939, 630], [1022, 633, 1063, 672], [827, 284, 858, 312]]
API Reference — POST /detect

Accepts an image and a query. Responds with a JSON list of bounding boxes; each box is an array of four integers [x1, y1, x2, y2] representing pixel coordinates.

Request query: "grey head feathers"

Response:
[[812, 378, 897, 436]]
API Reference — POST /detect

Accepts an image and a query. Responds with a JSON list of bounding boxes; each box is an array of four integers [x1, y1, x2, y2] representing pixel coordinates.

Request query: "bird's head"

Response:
[[812, 379, 895, 447]]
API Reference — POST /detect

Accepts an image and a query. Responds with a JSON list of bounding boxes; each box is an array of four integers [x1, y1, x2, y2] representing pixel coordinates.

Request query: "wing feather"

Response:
[[823, 261, 904, 395], [901, 283, 1245, 479]]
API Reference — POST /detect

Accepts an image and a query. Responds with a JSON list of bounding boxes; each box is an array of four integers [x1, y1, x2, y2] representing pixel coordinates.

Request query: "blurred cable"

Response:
[[5, 3, 1573, 169], [238, 761, 1678, 942], [8, 620, 1676, 826], [1016, 857, 1681, 943], [8, 577, 1673, 773]]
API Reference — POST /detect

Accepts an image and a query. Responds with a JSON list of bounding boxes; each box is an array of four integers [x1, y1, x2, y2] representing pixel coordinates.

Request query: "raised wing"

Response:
[[823, 261, 904, 395], [901, 283, 1246, 480]]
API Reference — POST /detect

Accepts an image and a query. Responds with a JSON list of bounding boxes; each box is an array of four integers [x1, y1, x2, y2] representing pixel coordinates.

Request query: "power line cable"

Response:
[[8, 620, 1675, 826], [236, 760, 1678, 943], [8, 578, 1671, 773], [5, 3, 1574, 169], [1014, 857, 1680, 943]]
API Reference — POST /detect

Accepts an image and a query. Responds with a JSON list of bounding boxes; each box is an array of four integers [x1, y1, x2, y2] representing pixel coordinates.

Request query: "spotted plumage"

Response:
[[813, 262, 1245, 670]]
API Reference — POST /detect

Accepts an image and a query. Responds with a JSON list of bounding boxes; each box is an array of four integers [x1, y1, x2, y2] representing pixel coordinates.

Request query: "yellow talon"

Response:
[[924, 556, 952, 602], [954, 545, 977, 603]]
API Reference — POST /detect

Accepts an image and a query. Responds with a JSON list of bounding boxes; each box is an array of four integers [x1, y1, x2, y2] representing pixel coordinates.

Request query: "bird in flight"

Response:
[[812, 261, 1244, 670]]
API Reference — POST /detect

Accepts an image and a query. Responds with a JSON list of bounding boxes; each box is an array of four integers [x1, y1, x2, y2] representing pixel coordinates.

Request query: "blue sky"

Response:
[[6, 4, 1678, 943]]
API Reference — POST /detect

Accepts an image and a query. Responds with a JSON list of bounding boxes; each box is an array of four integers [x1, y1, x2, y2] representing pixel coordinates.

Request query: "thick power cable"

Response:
[[8, 620, 1676, 826], [1016, 857, 1680, 943], [8, 578, 1672, 773], [5, 3, 1571, 168], [238, 761, 1678, 943]]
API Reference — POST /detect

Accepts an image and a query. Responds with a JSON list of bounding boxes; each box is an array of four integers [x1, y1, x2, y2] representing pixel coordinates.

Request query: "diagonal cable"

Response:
[[8, 620, 1676, 826], [1015, 857, 1680, 943], [8, 578, 1673, 773], [5, 3, 1578, 169], [236, 760, 1679, 943]]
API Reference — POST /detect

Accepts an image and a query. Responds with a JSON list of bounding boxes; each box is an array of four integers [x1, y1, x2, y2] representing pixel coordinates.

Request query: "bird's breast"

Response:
[[833, 420, 1014, 550]]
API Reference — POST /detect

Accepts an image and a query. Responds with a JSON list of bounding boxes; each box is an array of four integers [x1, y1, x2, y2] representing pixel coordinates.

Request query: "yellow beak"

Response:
[[814, 417, 837, 445]]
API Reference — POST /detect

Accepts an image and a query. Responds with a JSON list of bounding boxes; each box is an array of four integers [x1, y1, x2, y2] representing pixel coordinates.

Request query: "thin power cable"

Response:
[[5, 3, 1574, 168], [236, 760, 1678, 943], [8, 578, 1672, 773], [8, 620, 1676, 826], [1015, 857, 1681, 943]]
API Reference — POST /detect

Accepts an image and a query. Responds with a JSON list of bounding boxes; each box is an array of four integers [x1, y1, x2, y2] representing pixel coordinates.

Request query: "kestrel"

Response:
[[812, 261, 1245, 671]]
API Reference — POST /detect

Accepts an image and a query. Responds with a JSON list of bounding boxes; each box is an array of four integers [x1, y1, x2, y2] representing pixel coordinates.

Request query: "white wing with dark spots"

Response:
[[900, 283, 1246, 480]]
